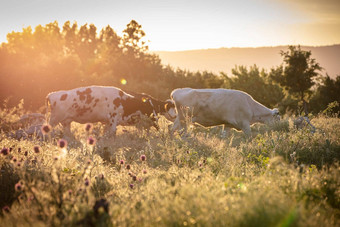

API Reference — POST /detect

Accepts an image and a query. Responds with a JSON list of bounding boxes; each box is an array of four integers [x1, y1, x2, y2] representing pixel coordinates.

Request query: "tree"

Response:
[[223, 65, 284, 108], [310, 75, 340, 115], [271, 45, 322, 114]]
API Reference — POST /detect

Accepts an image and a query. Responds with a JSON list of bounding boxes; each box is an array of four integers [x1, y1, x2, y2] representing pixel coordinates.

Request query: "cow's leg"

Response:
[[171, 116, 186, 135], [61, 121, 73, 139], [221, 125, 230, 138], [106, 114, 120, 137], [240, 123, 251, 137]]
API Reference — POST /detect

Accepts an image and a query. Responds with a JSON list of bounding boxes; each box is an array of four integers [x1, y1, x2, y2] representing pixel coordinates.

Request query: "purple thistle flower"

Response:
[[85, 123, 93, 132], [17, 162, 22, 167], [143, 169, 147, 174], [9, 147, 13, 152], [15, 182, 23, 191], [129, 184, 134, 189], [41, 124, 51, 135], [1, 148, 9, 156], [12, 157, 17, 162], [120, 160, 125, 165], [33, 145, 41, 154], [2, 206, 10, 213], [84, 178, 90, 187], [132, 175, 137, 181], [87, 136, 96, 146], [126, 164, 131, 170], [140, 155, 146, 162], [58, 139, 67, 149], [17, 147, 21, 153], [24, 151, 28, 156]]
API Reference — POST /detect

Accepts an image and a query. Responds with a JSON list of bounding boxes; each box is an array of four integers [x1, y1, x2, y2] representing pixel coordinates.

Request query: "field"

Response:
[[0, 108, 339, 226]]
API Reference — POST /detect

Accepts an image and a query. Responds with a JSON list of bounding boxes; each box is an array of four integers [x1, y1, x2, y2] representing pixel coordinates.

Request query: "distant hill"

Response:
[[153, 45, 340, 78]]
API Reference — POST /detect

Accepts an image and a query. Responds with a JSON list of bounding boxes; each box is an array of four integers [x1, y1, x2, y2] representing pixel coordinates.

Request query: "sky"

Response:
[[0, 0, 339, 51]]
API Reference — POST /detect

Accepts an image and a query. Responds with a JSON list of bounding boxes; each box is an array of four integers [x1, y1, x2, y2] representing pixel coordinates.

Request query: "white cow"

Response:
[[46, 86, 176, 136], [170, 88, 280, 136]]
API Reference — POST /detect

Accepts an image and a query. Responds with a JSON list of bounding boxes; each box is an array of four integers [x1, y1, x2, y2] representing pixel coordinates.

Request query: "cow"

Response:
[[46, 86, 176, 137], [170, 88, 280, 136]]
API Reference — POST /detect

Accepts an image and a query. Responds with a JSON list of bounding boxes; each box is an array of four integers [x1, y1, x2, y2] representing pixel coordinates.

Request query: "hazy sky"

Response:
[[0, 0, 339, 51]]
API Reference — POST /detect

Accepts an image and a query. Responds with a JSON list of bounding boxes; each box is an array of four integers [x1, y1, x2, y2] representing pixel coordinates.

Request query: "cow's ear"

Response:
[[164, 103, 169, 111]]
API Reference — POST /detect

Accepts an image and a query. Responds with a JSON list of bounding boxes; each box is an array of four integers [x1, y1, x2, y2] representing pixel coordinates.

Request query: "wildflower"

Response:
[[2, 206, 10, 213], [33, 145, 41, 154], [41, 124, 51, 134], [143, 169, 147, 174], [1, 148, 9, 156], [140, 154, 146, 162], [84, 178, 90, 187], [54, 157, 58, 161], [87, 136, 96, 146], [9, 147, 13, 152], [126, 164, 131, 170], [17, 147, 21, 153], [17, 162, 22, 167], [24, 151, 28, 156], [85, 123, 93, 132], [132, 175, 137, 181], [68, 190, 73, 196], [12, 157, 17, 162], [15, 182, 23, 192], [129, 184, 134, 189], [58, 139, 67, 149], [120, 160, 125, 165]]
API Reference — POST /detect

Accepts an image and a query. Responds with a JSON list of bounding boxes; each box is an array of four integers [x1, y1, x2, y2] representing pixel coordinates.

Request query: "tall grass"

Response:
[[0, 112, 339, 226]]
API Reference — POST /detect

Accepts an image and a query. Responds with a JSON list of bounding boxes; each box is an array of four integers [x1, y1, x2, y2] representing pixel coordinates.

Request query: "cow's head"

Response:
[[163, 99, 177, 122], [272, 108, 280, 121]]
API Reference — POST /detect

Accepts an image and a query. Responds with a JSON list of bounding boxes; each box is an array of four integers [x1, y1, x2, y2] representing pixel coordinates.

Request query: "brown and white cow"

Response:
[[170, 88, 280, 136], [46, 86, 176, 136]]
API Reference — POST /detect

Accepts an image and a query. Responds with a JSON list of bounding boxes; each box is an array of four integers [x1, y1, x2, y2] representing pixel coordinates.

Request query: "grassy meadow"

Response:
[[0, 107, 339, 226]]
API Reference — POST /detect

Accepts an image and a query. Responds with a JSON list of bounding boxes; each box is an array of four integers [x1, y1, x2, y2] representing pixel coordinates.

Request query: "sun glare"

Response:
[[120, 78, 127, 85]]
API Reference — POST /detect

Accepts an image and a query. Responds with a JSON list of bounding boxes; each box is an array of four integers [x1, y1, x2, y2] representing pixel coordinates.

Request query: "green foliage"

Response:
[[271, 45, 322, 114], [223, 65, 284, 108], [310, 75, 340, 115]]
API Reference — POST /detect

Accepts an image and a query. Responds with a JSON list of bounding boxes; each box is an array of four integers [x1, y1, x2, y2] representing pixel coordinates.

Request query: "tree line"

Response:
[[0, 20, 339, 115]]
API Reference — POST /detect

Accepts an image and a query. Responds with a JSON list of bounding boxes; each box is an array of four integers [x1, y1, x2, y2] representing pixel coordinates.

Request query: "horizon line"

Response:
[[150, 43, 340, 52]]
